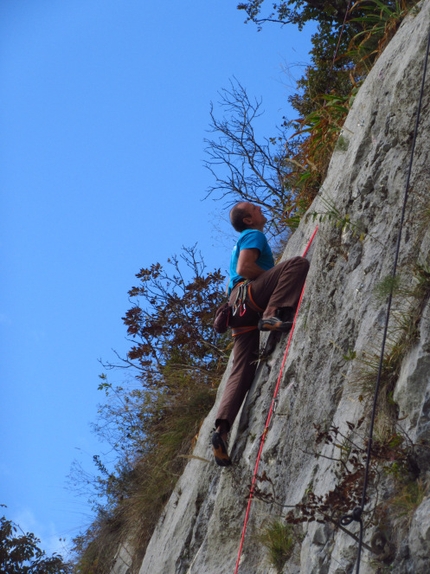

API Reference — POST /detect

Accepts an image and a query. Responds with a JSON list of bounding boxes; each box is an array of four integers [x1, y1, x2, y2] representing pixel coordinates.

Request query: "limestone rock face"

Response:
[[132, 3, 430, 573]]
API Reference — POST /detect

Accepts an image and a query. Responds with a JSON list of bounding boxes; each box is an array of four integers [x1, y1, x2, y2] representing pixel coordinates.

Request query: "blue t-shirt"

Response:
[[228, 229, 274, 294]]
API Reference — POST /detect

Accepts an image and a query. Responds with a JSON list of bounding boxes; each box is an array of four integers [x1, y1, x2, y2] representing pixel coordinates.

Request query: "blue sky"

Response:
[[0, 0, 314, 558]]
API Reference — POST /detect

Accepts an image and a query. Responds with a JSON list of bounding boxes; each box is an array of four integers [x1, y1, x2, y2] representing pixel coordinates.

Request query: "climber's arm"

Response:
[[236, 248, 266, 280]]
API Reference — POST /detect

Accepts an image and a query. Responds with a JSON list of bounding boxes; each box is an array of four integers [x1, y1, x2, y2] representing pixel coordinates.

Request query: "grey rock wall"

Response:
[[133, 3, 430, 573]]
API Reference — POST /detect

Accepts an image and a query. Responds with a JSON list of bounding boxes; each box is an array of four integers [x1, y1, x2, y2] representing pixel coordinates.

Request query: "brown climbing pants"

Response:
[[215, 256, 310, 432]]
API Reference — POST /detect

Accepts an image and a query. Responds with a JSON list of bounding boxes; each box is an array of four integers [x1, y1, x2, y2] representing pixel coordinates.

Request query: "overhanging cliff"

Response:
[[116, 3, 430, 572]]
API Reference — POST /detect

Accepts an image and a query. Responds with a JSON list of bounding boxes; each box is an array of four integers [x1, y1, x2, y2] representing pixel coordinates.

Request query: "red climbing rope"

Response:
[[233, 226, 318, 574]]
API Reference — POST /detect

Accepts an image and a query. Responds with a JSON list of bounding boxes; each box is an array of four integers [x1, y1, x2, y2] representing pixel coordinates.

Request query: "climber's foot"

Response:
[[212, 431, 232, 467], [258, 317, 293, 333]]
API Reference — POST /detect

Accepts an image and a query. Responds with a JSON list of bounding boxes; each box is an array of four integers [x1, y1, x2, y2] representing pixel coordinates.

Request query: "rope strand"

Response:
[[348, 23, 430, 574]]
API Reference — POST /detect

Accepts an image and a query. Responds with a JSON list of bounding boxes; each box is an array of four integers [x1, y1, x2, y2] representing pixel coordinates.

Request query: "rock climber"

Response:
[[212, 201, 310, 466]]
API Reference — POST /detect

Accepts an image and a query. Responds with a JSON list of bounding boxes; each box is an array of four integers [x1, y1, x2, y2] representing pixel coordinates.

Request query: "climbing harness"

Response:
[[230, 281, 266, 338], [340, 24, 430, 574], [214, 281, 264, 335], [233, 226, 318, 574]]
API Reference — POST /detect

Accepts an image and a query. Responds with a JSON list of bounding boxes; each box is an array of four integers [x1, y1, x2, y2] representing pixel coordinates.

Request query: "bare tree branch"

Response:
[[203, 78, 297, 237]]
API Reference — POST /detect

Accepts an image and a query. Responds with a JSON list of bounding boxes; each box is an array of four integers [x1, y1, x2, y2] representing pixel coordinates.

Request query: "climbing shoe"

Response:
[[258, 317, 293, 333], [212, 431, 232, 467]]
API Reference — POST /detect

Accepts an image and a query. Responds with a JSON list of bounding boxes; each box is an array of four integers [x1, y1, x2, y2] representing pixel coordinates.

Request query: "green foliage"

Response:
[[289, 93, 355, 197], [259, 520, 295, 572], [388, 478, 427, 521], [343, 349, 357, 362], [412, 262, 430, 300], [335, 133, 349, 152], [348, 0, 415, 73], [237, 0, 357, 31], [374, 275, 402, 301], [356, 345, 403, 441], [0, 512, 71, 574], [307, 194, 366, 238], [375, 475, 426, 559], [355, 260, 430, 444]]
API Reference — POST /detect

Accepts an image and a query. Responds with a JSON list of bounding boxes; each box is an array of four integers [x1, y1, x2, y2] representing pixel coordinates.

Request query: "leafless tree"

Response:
[[204, 78, 298, 237]]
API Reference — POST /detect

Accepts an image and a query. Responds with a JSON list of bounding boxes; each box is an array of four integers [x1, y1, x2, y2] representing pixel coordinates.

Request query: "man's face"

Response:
[[243, 203, 267, 230]]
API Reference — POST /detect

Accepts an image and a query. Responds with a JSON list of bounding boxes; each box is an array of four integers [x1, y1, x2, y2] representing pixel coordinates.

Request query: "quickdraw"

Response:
[[231, 280, 250, 317], [231, 280, 265, 319]]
